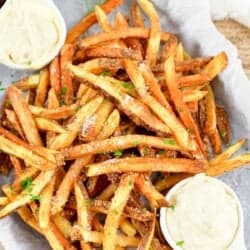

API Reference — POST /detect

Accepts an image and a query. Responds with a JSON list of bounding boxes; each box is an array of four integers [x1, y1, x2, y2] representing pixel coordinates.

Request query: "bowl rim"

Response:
[[159, 174, 244, 250], [0, 0, 66, 71]]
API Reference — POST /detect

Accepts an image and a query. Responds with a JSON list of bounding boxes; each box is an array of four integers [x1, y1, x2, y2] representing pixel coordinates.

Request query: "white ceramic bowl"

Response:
[[0, 0, 66, 70], [160, 175, 246, 250]]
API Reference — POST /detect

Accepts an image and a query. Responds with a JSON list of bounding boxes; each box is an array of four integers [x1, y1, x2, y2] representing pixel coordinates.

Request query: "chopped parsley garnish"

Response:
[[128, 178, 133, 186], [176, 240, 184, 246], [30, 194, 41, 202], [163, 138, 176, 145], [61, 87, 68, 95], [178, 107, 184, 112], [158, 150, 165, 155], [20, 177, 40, 202], [75, 106, 81, 112], [20, 177, 33, 192], [85, 199, 94, 206], [112, 209, 119, 215], [60, 99, 65, 106], [220, 130, 226, 138], [0, 81, 5, 91], [142, 207, 147, 213], [143, 148, 149, 155], [113, 150, 124, 157], [102, 70, 110, 76], [27, 60, 32, 66], [188, 128, 195, 135], [170, 204, 175, 211], [121, 81, 135, 90], [133, 140, 140, 146]]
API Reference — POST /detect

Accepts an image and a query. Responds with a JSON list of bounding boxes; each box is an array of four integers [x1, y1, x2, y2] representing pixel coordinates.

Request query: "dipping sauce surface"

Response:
[[166, 174, 239, 250], [0, 0, 65, 69]]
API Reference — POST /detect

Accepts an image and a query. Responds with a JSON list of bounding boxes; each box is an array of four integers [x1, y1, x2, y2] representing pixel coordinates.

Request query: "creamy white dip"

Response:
[[166, 174, 239, 250], [0, 0, 66, 69]]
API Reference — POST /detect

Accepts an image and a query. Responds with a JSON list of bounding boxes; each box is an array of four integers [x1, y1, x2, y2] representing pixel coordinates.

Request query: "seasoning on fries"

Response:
[[0, 0, 249, 249]]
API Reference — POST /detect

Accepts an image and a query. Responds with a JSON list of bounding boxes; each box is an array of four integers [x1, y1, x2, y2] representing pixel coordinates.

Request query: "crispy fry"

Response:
[[5, 109, 25, 139], [49, 56, 61, 94], [103, 174, 135, 250], [161, 35, 178, 61], [60, 44, 75, 104], [35, 117, 67, 133], [164, 56, 204, 154], [10, 155, 23, 177], [135, 175, 169, 208], [49, 96, 103, 149], [131, 4, 145, 28], [209, 139, 246, 165], [74, 181, 92, 249], [39, 174, 56, 228], [137, 0, 161, 65], [80, 28, 170, 48], [35, 68, 50, 107], [178, 74, 209, 88], [7, 86, 43, 146], [97, 109, 120, 140], [96, 183, 117, 200], [202, 52, 228, 81], [66, 0, 125, 43], [207, 153, 250, 176], [0, 169, 55, 218], [14, 74, 40, 90], [29, 103, 78, 120], [80, 99, 114, 141], [52, 213, 73, 239], [63, 135, 184, 160], [0, 197, 8, 206], [119, 218, 137, 236], [209, 128, 222, 154], [82, 230, 140, 247], [0, 135, 55, 171], [203, 85, 216, 135], [137, 212, 156, 250], [182, 90, 208, 103], [95, 5, 112, 32], [87, 158, 205, 177], [68, 64, 171, 134]]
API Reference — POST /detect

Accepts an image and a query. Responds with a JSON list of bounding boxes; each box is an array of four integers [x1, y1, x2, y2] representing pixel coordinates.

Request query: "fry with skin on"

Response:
[[51, 155, 93, 215], [164, 56, 204, 155], [95, 5, 112, 32], [80, 28, 171, 48], [60, 44, 75, 104], [66, 0, 125, 43], [203, 85, 217, 135], [178, 74, 209, 88], [74, 181, 93, 249], [137, 212, 156, 250], [202, 52, 228, 81], [0, 135, 56, 171], [137, 0, 161, 66], [63, 134, 184, 160], [0, 169, 55, 218], [49, 56, 61, 94], [87, 158, 206, 177], [135, 174, 169, 208], [29, 103, 79, 120], [68, 64, 171, 135], [131, 4, 145, 28], [35, 68, 50, 107], [103, 174, 136, 250], [80, 99, 114, 141], [124, 59, 192, 151], [209, 139, 246, 165], [209, 128, 222, 154], [7, 86, 43, 146], [39, 174, 56, 229], [5, 109, 25, 139], [49, 96, 103, 149], [97, 109, 120, 140], [10, 156, 23, 178], [35, 117, 67, 133]]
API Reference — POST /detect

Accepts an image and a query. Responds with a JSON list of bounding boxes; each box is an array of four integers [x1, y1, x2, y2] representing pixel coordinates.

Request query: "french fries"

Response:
[[0, 1, 249, 249]]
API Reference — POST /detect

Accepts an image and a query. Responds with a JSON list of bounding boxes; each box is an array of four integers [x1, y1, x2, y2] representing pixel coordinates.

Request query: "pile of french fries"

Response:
[[0, 0, 250, 249]]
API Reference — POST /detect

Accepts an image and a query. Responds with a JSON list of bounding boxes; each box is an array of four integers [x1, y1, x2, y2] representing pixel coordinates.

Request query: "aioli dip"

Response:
[[165, 174, 240, 250], [0, 0, 66, 70]]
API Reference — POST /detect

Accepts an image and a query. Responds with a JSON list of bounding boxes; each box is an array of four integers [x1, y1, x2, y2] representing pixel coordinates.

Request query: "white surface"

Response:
[[160, 174, 246, 250], [209, 0, 250, 28], [0, 0, 250, 249]]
